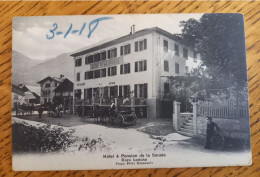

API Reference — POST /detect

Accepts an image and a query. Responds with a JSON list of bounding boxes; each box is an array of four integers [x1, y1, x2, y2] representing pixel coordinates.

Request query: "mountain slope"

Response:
[[12, 50, 43, 74], [22, 53, 74, 86]]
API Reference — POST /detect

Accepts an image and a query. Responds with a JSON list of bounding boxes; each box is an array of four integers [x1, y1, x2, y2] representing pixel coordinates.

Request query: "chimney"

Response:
[[130, 26, 132, 34], [60, 74, 64, 79], [132, 25, 135, 34]]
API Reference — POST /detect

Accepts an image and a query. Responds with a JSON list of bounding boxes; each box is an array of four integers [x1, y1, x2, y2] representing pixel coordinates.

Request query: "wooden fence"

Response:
[[197, 99, 249, 119]]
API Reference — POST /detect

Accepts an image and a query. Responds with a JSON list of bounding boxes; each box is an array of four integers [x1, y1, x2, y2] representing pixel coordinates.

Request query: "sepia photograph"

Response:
[[12, 14, 251, 171]]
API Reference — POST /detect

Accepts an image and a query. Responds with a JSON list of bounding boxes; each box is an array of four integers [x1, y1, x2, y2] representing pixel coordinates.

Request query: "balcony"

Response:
[[74, 97, 147, 107]]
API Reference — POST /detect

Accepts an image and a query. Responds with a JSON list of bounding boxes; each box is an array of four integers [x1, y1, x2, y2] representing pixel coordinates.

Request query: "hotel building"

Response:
[[71, 27, 200, 118]]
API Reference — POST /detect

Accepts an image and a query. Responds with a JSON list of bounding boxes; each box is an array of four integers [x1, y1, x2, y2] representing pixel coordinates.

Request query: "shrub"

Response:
[[12, 121, 75, 153]]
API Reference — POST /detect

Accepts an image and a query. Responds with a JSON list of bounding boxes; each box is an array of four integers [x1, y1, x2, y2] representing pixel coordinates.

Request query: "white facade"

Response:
[[72, 27, 199, 118], [38, 78, 61, 104]]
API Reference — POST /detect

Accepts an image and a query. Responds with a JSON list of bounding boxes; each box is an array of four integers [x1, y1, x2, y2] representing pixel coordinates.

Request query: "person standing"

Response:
[[38, 106, 43, 119], [204, 116, 220, 149]]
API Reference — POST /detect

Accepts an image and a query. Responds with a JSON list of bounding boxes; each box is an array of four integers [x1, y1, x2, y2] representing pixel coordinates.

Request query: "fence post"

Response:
[[192, 102, 198, 137], [173, 101, 181, 131]]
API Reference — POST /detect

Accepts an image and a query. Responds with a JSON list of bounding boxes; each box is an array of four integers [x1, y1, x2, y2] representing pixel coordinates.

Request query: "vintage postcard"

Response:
[[12, 14, 251, 171]]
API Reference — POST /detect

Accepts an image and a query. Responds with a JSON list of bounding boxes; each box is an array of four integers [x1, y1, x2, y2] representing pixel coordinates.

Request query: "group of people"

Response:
[[48, 103, 64, 117]]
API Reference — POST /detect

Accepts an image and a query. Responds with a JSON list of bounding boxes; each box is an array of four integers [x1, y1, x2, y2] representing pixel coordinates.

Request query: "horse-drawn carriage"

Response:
[[90, 104, 137, 126]]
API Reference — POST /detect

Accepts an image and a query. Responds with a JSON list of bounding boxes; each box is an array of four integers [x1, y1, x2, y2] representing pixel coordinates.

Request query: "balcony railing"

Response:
[[74, 97, 147, 107]]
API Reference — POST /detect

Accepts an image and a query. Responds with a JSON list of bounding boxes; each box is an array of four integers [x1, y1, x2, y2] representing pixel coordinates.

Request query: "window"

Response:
[[164, 60, 169, 72], [93, 53, 100, 62], [108, 48, 117, 59], [108, 66, 117, 76], [163, 40, 168, 52], [174, 44, 179, 56], [85, 55, 93, 64], [135, 60, 147, 72], [134, 83, 148, 98], [77, 73, 80, 81], [94, 70, 100, 78], [101, 68, 106, 77], [45, 83, 50, 88], [139, 40, 144, 51], [175, 63, 180, 74], [55, 83, 58, 87], [135, 41, 138, 52], [135, 39, 147, 52], [139, 61, 143, 72], [118, 85, 130, 98], [85, 88, 92, 99], [193, 51, 197, 63], [85, 71, 93, 80], [120, 44, 131, 56], [183, 48, 188, 58], [75, 58, 82, 67], [120, 63, 130, 74], [101, 51, 106, 60]]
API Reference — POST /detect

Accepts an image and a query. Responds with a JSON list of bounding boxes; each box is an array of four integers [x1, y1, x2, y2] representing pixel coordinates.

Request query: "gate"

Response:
[[160, 99, 173, 119]]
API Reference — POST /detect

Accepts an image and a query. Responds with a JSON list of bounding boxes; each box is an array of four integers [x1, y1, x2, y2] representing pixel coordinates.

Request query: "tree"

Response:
[[164, 76, 209, 112], [180, 14, 247, 91]]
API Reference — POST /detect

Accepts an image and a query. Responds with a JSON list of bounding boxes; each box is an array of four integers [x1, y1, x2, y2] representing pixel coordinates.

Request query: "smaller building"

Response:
[[37, 75, 66, 104], [53, 78, 74, 114]]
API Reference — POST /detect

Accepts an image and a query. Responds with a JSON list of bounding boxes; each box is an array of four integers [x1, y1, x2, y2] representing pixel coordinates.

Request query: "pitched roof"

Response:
[[53, 78, 74, 92], [71, 27, 182, 57], [37, 76, 66, 84]]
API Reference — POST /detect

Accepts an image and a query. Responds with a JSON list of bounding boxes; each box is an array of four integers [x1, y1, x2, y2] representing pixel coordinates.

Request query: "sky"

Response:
[[12, 14, 202, 60]]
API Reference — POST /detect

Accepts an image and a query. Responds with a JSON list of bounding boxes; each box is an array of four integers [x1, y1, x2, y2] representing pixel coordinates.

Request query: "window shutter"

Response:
[[104, 68, 107, 77], [139, 61, 143, 71], [120, 46, 123, 56], [128, 44, 131, 54], [119, 86, 122, 97], [115, 48, 117, 57], [128, 63, 130, 73], [144, 83, 148, 98], [134, 84, 137, 98], [120, 65, 123, 74], [144, 60, 147, 71], [108, 67, 111, 76], [135, 62, 138, 72], [135, 41, 138, 52], [79, 58, 82, 66], [144, 39, 147, 50], [107, 50, 110, 59]]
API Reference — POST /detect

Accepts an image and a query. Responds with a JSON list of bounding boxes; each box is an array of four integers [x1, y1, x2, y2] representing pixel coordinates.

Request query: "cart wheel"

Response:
[[211, 132, 225, 150]]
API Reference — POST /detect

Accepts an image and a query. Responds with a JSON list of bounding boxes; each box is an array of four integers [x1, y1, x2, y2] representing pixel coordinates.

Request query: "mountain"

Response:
[[12, 50, 43, 74], [20, 53, 74, 86], [12, 50, 74, 86]]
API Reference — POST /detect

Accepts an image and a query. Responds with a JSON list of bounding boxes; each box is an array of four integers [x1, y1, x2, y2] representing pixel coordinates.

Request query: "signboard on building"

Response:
[[90, 57, 123, 70]]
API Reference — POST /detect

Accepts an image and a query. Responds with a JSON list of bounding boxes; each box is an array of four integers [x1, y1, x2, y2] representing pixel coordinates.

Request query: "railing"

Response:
[[74, 97, 147, 107], [197, 100, 249, 119]]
